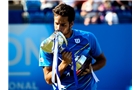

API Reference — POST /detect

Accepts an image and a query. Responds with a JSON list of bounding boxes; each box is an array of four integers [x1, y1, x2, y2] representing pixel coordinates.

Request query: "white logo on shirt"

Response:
[[39, 57, 44, 62], [66, 72, 70, 76], [74, 38, 80, 44]]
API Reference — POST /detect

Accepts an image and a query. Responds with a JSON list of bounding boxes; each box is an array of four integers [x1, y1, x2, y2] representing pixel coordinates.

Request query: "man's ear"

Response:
[[70, 21, 74, 28]]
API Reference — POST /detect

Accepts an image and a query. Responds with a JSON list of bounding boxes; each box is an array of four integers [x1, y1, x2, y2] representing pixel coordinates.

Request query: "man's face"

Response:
[[54, 14, 73, 37]]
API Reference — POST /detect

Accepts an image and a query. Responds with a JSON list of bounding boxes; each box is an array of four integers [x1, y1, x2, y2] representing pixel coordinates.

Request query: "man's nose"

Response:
[[57, 25, 62, 31]]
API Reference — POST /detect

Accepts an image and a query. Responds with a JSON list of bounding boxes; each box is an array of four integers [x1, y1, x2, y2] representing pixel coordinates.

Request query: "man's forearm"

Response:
[[58, 60, 69, 76], [92, 59, 106, 71]]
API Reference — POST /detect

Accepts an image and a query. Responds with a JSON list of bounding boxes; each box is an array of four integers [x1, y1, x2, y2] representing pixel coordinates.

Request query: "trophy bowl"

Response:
[[41, 31, 67, 53]]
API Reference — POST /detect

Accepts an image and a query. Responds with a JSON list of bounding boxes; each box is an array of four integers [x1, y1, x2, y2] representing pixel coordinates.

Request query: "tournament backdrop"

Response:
[[8, 24, 132, 90]]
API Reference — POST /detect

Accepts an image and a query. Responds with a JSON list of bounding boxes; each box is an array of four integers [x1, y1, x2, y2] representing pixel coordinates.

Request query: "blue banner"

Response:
[[8, 24, 54, 90]]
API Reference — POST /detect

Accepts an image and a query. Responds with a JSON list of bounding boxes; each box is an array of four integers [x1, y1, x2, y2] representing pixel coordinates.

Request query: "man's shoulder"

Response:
[[73, 29, 92, 35], [73, 29, 94, 38]]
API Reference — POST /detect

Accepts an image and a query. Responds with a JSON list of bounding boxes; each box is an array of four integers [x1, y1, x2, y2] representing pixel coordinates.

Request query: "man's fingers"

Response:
[[85, 68, 90, 72], [80, 71, 87, 76], [80, 68, 91, 76]]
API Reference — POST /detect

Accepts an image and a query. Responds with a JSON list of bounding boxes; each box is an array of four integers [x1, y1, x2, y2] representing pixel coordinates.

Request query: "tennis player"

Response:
[[39, 3, 106, 90]]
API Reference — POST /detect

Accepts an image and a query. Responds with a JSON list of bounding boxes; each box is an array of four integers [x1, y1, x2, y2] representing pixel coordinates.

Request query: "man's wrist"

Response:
[[60, 60, 69, 67]]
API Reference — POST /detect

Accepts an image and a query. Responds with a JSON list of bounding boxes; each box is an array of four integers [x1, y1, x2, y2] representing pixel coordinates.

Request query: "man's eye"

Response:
[[61, 24, 65, 26]]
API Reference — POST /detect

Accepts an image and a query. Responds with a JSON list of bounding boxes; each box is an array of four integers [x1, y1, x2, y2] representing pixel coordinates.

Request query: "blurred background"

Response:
[[8, 0, 132, 90]]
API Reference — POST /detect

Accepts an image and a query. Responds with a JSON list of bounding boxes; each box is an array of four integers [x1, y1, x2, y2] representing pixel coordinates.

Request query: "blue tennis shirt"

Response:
[[39, 29, 102, 90]]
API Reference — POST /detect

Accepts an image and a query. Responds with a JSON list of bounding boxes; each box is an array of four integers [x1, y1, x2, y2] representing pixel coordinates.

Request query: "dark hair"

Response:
[[52, 3, 75, 23]]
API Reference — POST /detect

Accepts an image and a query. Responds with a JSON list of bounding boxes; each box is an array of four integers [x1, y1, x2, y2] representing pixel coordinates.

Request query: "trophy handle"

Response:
[[57, 32, 68, 46]]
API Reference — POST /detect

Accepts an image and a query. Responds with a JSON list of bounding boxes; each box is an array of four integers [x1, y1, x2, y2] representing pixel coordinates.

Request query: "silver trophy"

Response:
[[41, 31, 68, 53]]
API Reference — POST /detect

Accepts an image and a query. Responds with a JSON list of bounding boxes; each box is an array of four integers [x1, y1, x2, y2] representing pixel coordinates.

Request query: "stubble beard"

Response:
[[64, 27, 72, 38]]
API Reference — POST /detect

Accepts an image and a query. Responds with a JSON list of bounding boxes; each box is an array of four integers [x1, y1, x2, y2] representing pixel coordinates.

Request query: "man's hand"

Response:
[[61, 51, 72, 65], [80, 64, 92, 76], [58, 51, 72, 77]]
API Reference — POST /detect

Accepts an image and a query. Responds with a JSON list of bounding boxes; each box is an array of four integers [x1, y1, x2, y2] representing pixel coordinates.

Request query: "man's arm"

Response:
[[43, 51, 72, 85], [92, 53, 106, 71]]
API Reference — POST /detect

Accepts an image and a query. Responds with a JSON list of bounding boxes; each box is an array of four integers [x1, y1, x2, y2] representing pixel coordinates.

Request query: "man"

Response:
[[39, 3, 106, 90]]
